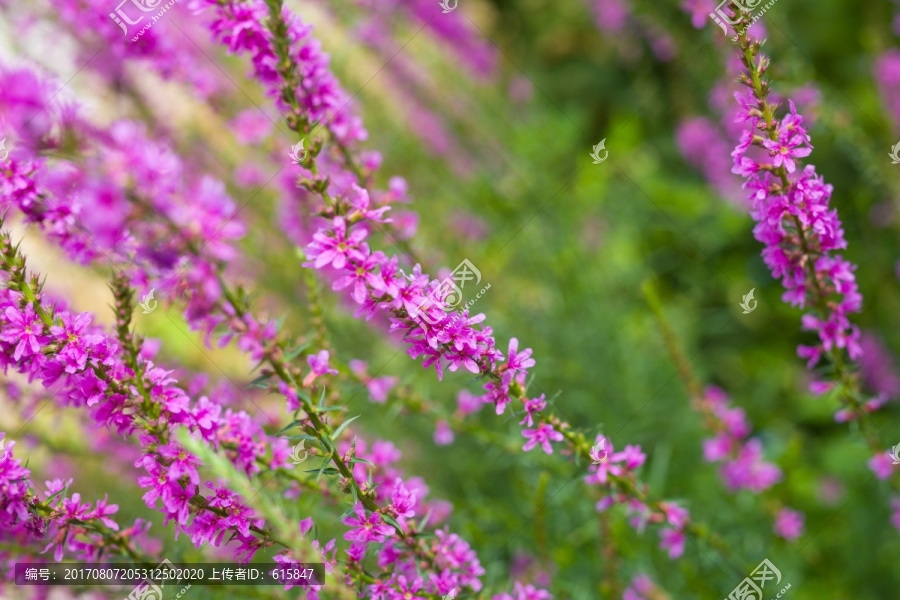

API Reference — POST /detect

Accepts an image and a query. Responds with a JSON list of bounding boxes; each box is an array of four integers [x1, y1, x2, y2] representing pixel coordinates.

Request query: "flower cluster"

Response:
[[698, 386, 782, 492], [199, 0, 366, 146], [0, 2, 816, 598], [0, 45, 517, 600], [0, 267, 281, 562], [584, 435, 690, 558], [190, 0, 714, 569], [730, 40, 863, 392], [0, 434, 150, 563]]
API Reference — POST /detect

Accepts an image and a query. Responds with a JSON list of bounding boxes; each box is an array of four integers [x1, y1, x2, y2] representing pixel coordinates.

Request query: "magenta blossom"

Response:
[[342, 502, 395, 544], [522, 423, 564, 455], [304, 350, 339, 387], [774, 508, 805, 540], [1, 303, 47, 361]]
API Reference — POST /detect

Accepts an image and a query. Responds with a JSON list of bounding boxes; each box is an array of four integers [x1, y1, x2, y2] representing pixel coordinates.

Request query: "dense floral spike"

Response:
[[729, 34, 864, 399], [0, 58, 501, 598], [699, 386, 782, 492], [0, 260, 286, 563], [725, 15, 900, 531], [0, 433, 152, 562], [186, 0, 732, 566]]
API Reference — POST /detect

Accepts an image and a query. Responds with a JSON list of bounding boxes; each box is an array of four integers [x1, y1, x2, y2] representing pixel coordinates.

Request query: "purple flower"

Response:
[[522, 423, 564, 455], [456, 389, 482, 416], [306, 217, 368, 270], [390, 575, 427, 600], [658, 527, 685, 559], [303, 350, 338, 387], [623, 574, 656, 600], [229, 108, 272, 144], [506, 338, 535, 372], [334, 249, 388, 305], [434, 420, 454, 446], [366, 375, 397, 404], [2, 303, 46, 360], [162, 482, 193, 529], [49, 311, 99, 373], [157, 444, 201, 486], [346, 184, 391, 223], [518, 394, 546, 427], [88, 495, 120, 530], [342, 502, 395, 544], [390, 478, 417, 519], [613, 444, 647, 470], [761, 127, 812, 174], [868, 452, 896, 480], [773, 508, 805, 540]]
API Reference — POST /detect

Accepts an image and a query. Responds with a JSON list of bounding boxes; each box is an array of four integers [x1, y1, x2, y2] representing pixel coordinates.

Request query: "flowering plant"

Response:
[[0, 0, 899, 598]]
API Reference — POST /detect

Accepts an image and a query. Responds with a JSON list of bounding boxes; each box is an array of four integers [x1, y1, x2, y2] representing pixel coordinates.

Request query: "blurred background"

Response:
[[1, 0, 899, 597]]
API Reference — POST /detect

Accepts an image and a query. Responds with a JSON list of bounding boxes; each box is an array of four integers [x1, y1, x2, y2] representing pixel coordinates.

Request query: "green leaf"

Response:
[[381, 513, 402, 532], [338, 504, 357, 521], [275, 420, 302, 436], [318, 435, 335, 455], [315, 458, 331, 481], [317, 387, 327, 409], [247, 373, 271, 389], [416, 509, 433, 532], [330, 414, 361, 441], [284, 342, 312, 362], [349, 457, 374, 467]]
